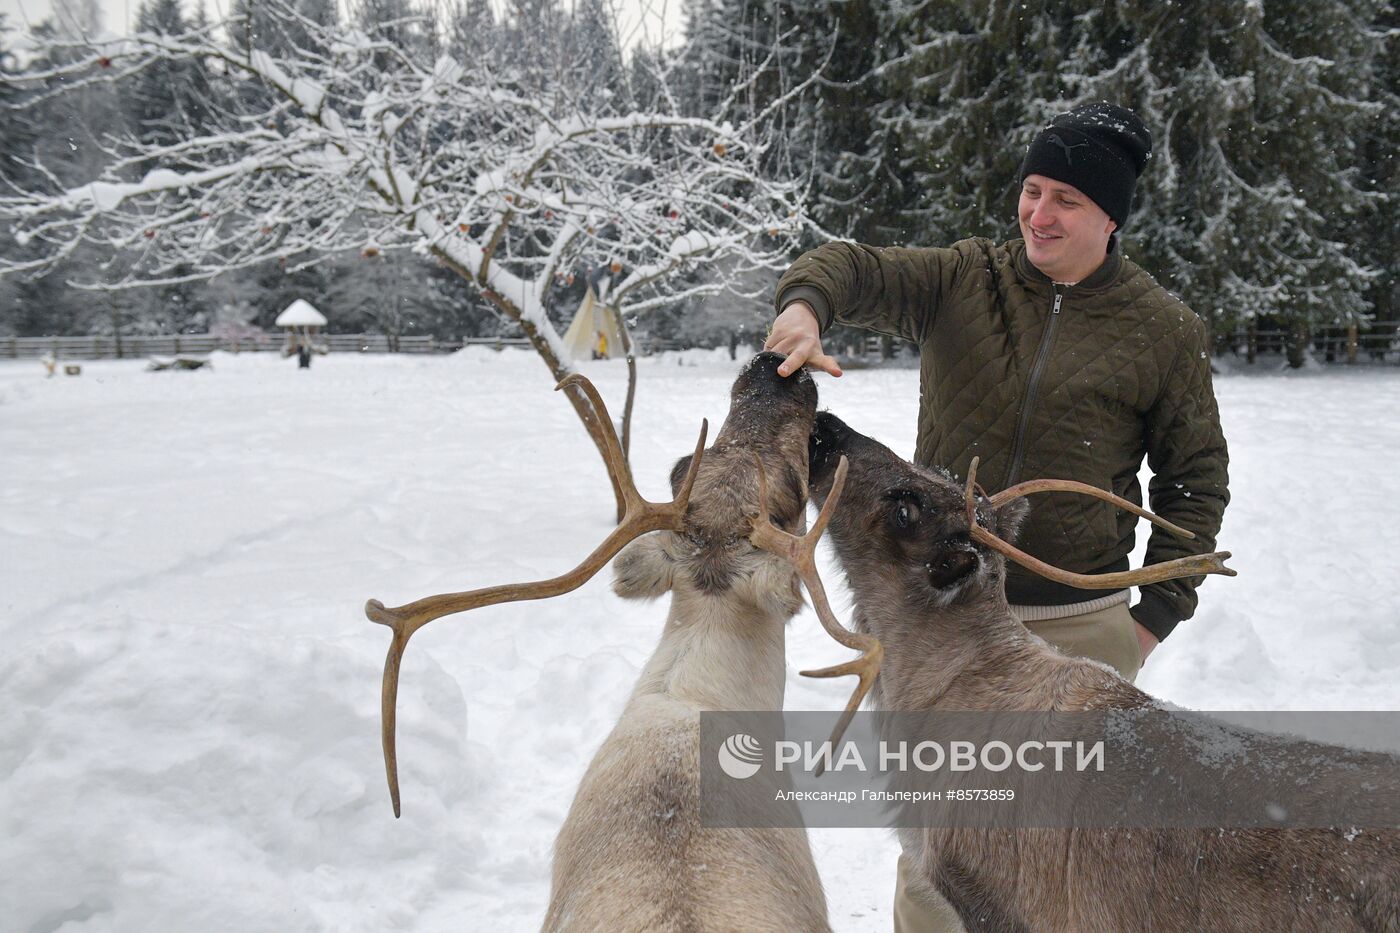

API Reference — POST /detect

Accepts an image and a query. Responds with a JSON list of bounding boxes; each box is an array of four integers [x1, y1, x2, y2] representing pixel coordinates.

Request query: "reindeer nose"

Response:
[[746, 350, 793, 383], [735, 351, 818, 406]]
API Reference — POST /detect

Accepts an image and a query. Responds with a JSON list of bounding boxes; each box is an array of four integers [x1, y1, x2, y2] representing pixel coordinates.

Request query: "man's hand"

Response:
[[1134, 621, 1159, 664], [765, 301, 842, 378]]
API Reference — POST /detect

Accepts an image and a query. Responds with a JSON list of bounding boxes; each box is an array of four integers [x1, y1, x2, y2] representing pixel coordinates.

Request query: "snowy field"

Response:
[[3, 347, 1399, 932]]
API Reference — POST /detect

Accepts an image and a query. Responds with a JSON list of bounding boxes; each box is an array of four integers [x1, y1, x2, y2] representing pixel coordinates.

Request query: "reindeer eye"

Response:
[[889, 494, 920, 530]]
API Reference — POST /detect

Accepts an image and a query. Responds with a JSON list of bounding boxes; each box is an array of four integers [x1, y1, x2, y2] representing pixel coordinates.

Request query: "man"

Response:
[[765, 101, 1229, 931]]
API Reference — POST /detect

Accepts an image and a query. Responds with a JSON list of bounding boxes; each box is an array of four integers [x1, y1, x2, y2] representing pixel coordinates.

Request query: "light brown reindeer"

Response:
[[808, 411, 1400, 933], [365, 353, 879, 932]]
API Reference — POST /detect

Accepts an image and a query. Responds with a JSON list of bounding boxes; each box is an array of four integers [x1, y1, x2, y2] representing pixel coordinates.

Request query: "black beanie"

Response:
[[1018, 101, 1152, 228]]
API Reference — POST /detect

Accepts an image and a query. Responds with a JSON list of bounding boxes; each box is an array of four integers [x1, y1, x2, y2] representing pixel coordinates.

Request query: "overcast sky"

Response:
[[0, 0, 684, 49]]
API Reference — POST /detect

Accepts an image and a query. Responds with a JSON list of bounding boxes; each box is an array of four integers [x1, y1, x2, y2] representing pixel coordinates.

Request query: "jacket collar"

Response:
[[1012, 236, 1124, 295]]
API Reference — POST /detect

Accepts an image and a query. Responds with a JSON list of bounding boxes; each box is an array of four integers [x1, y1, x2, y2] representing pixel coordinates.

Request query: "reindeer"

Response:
[[807, 411, 1400, 933], [364, 352, 877, 932]]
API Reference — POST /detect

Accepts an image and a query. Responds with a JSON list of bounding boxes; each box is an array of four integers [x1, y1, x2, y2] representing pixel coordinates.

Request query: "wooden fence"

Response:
[[7, 324, 1398, 364], [1228, 322, 1400, 364], [849, 324, 1400, 365], [0, 333, 531, 360]]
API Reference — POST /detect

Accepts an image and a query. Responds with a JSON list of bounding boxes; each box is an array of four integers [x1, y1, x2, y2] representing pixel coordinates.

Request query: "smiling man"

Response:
[[765, 101, 1230, 931]]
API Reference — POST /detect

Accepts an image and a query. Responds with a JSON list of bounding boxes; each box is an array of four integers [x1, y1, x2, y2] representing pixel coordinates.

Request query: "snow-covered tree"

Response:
[[566, 0, 626, 101], [1, 15, 144, 337], [1076, 0, 1388, 342], [818, 0, 1391, 350], [1, 1, 812, 515], [654, 257, 771, 352], [129, 0, 217, 154], [51, 0, 104, 39], [321, 247, 460, 345], [675, 0, 833, 181], [868, 3, 1103, 245], [677, 0, 932, 249], [120, 0, 223, 329], [0, 17, 30, 188], [0, 17, 27, 334], [353, 0, 439, 71], [228, 0, 338, 57], [226, 0, 338, 121], [1352, 1, 1398, 327], [794, 0, 887, 245], [446, 0, 497, 68]]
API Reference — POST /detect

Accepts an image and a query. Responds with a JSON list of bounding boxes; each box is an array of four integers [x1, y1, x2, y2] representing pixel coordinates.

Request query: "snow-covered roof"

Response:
[[275, 299, 327, 327]]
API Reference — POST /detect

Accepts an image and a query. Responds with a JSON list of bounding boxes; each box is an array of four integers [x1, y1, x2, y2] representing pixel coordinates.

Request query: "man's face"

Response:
[[1017, 174, 1117, 284]]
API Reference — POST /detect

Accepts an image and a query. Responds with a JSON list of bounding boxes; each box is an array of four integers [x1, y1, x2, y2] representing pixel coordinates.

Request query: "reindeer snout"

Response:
[[737, 351, 819, 404], [926, 537, 980, 590]]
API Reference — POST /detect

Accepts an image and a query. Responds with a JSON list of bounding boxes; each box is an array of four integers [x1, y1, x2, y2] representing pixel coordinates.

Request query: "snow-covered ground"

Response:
[[2, 348, 1398, 932]]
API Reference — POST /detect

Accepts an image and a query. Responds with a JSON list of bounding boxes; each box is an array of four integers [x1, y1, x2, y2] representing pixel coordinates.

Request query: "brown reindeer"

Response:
[[808, 411, 1400, 933], [365, 353, 877, 932]]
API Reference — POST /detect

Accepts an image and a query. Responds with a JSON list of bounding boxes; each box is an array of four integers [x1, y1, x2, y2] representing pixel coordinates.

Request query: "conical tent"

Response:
[[562, 287, 625, 360]]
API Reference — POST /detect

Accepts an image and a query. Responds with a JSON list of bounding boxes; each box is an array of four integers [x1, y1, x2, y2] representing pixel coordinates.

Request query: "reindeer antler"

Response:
[[749, 455, 884, 767], [962, 457, 1236, 588], [366, 374, 707, 817]]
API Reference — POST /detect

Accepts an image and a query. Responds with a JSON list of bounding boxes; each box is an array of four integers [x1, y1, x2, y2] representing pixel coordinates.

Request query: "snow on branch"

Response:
[[2, 0, 817, 362]]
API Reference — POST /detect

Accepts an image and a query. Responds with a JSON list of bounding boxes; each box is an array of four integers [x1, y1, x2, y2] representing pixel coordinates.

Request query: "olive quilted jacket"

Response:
[[775, 237, 1229, 640]]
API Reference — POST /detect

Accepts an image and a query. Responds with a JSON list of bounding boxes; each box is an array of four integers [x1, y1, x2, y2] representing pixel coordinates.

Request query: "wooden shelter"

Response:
[[275, 299, 328, 356]]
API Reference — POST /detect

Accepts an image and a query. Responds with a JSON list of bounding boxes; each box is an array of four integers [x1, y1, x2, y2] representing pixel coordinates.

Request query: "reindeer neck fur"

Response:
[[855, 576, 1135, 714], [854, 581, 1020, 712], [627, 585, 789, 713]]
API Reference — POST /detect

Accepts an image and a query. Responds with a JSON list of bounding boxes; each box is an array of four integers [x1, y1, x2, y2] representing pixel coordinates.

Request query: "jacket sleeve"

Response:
[[772, 240, 969, 345], [1133, 315, 1230, 642]]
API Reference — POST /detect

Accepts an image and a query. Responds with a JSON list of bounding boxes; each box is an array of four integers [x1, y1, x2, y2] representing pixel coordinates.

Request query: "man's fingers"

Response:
[[776, 345, 811, 376], [763, 329, 795, 352], [773, 346, 842, 378], [765, 320, 840, 377]]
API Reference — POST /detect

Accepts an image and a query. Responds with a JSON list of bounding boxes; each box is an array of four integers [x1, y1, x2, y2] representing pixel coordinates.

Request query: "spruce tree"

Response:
[[7, 17, 141, 336], [0, 18, 28, 333], [1355, 0, 1398, 330], [824, 0, 1390, 353], [121, 0, 224, 332], [228, 0, 338, 57], [447, 0, 498, 69], [867, 2, 1091, 246], [353, 0, 437, 70], [675, 0, 879, 229], [567, 0, 626, 103], [226, 0, 338, 124], [0, 16, 30, 189], [798, 0, 887, 244], [1071, 0, 1383, 343], [129, 0, 217, 156], [496, 0, 571, 102]]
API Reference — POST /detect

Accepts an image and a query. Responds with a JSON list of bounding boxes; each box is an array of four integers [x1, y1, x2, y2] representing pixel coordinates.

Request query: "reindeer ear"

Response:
[[669, 454, 694, 496], [808, 412, 850, 496], [994, 498, 1030, 543], [612, 533, 675, 600]]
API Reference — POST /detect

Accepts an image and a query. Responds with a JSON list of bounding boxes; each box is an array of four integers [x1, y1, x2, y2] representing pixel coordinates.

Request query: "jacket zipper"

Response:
[[1005, 286, 1063, 488]]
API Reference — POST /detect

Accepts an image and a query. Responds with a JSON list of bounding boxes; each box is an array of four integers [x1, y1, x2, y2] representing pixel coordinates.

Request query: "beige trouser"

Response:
[[891, 599, 1142, 933]]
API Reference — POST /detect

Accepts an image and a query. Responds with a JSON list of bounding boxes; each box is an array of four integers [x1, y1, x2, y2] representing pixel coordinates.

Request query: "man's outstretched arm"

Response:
[[768, 240, 970, 376]]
